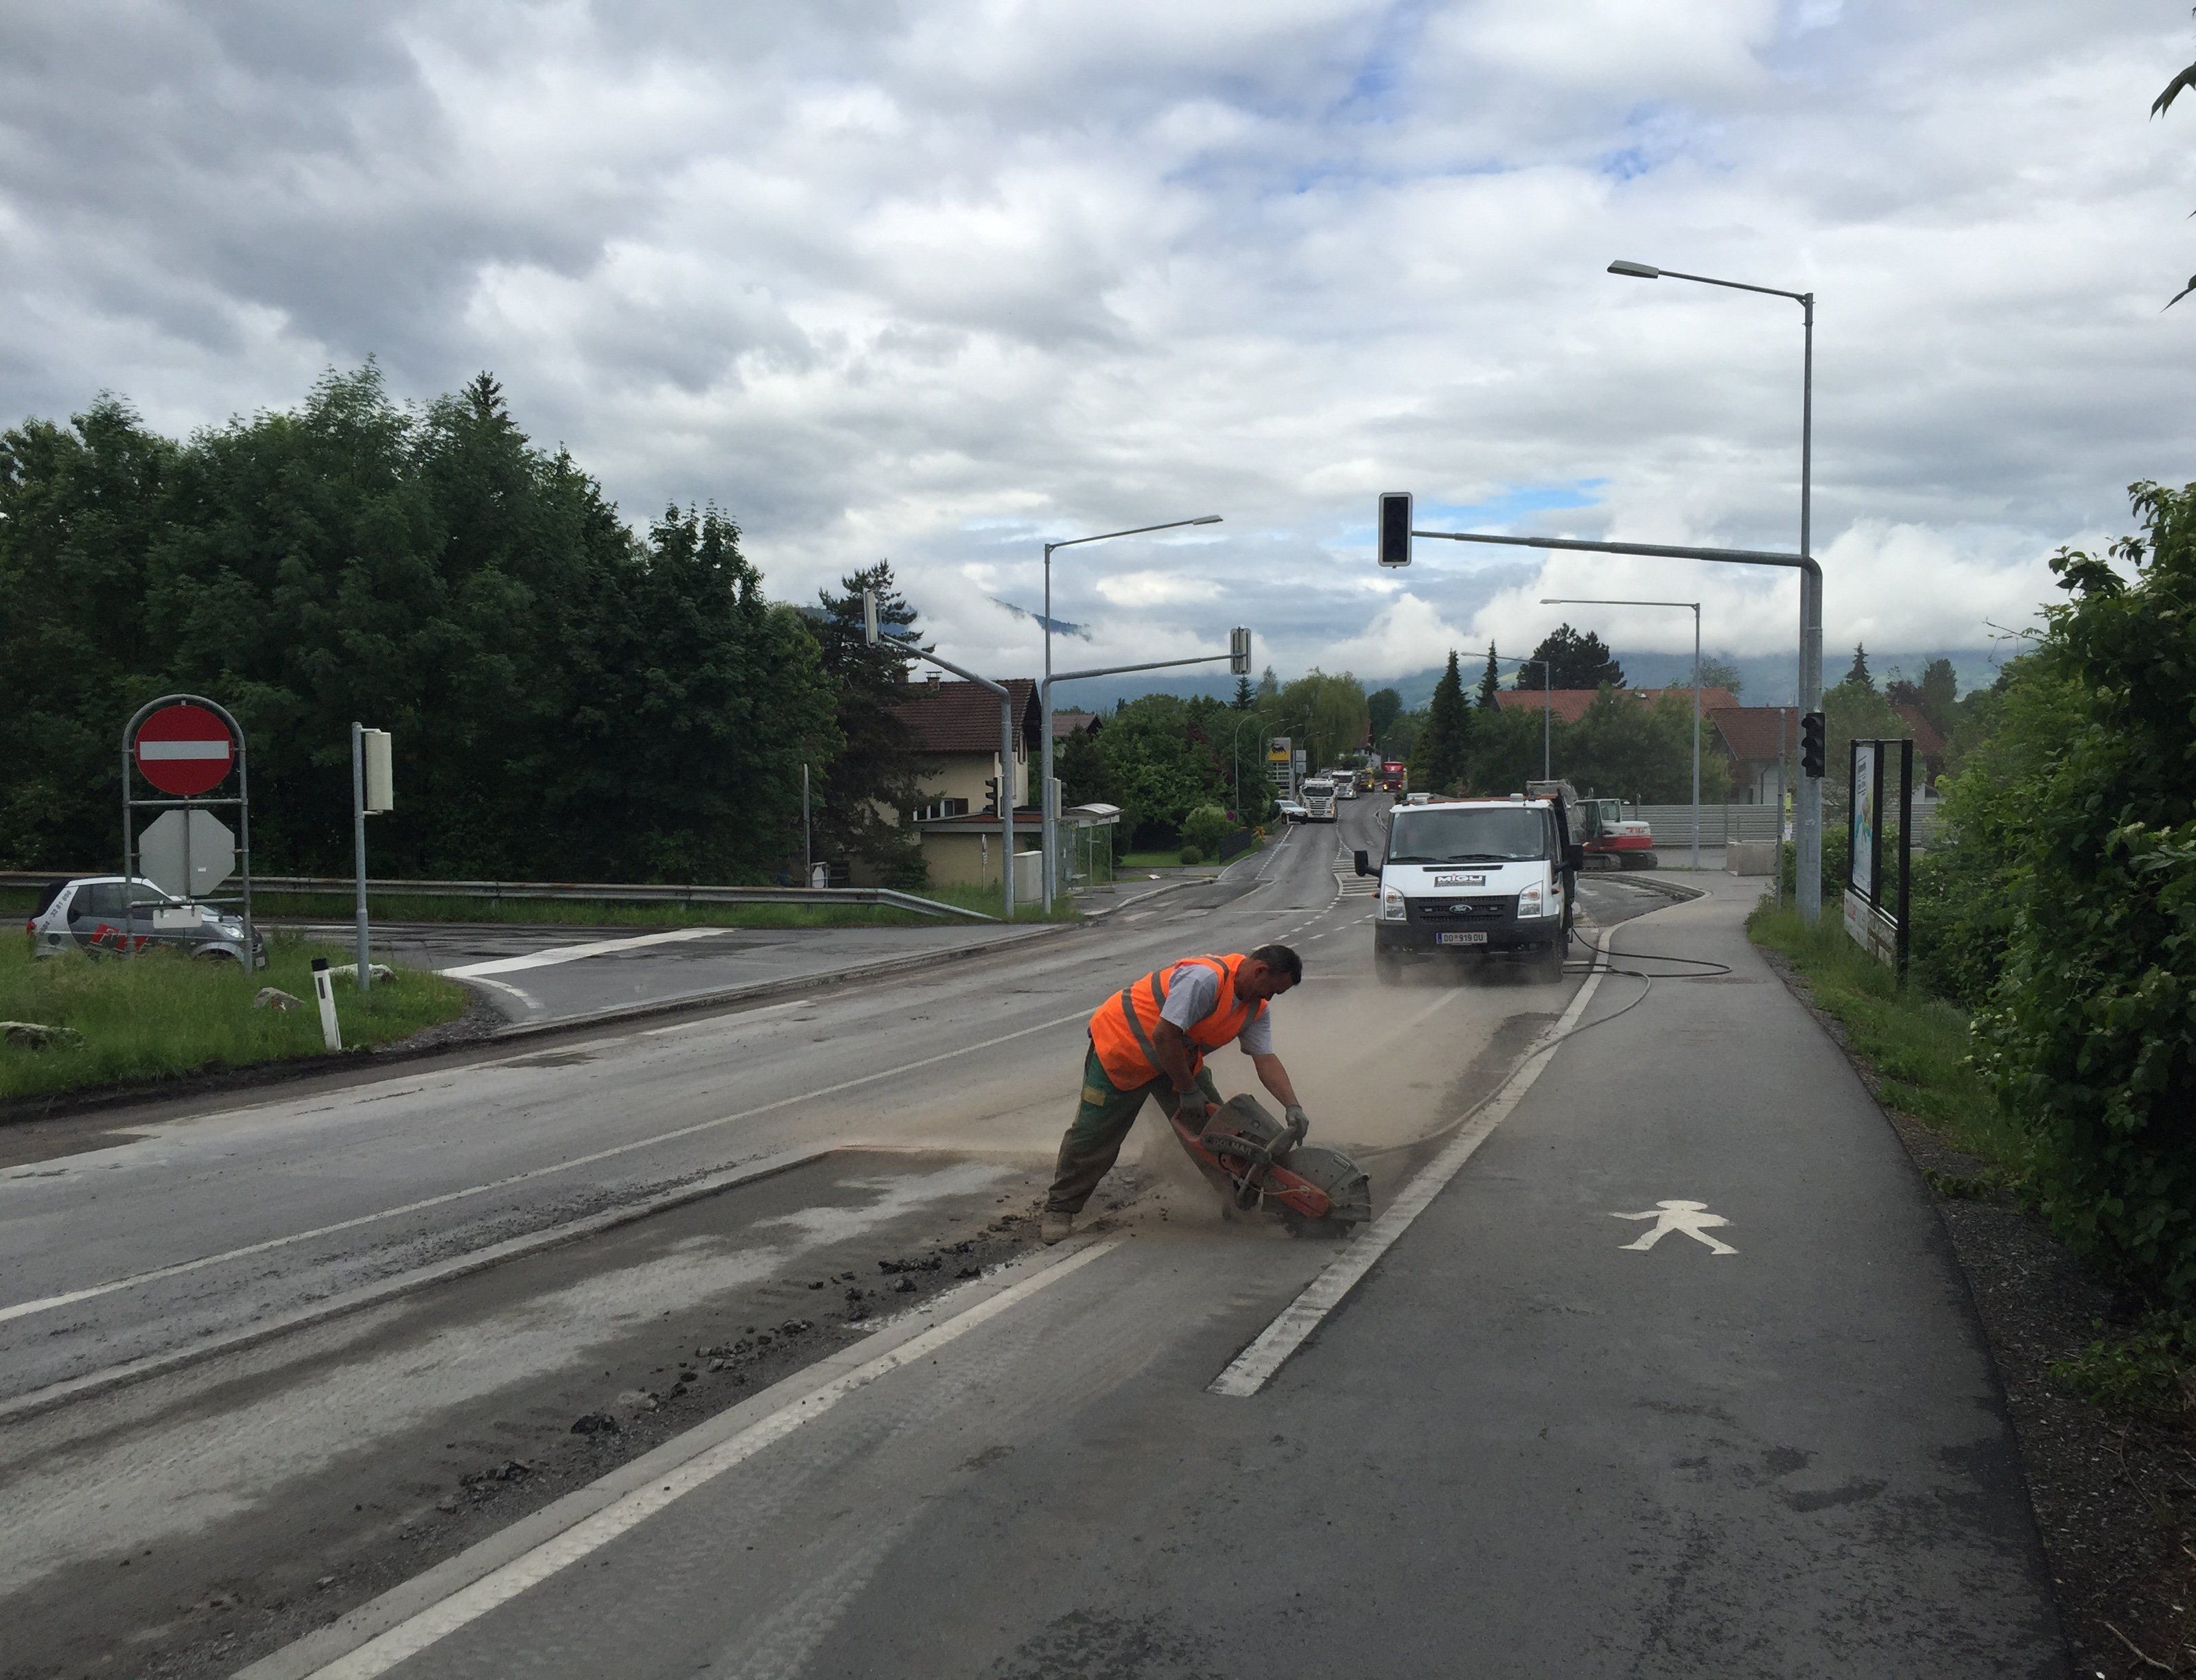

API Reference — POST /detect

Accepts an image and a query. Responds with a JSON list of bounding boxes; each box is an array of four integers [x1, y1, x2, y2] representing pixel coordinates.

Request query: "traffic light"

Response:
[[1799, 710, 1826, 778], [1377, 492, 1412, 568], [981, 776, 1001, 814], [1230, 626, 1252, 675]]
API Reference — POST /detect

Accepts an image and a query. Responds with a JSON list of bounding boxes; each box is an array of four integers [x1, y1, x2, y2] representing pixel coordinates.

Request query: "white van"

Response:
[[1354, 795, 1579, 983]]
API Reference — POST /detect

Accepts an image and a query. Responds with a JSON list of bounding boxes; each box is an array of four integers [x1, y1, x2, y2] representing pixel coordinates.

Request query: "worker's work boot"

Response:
[[1040, 1209, 1073, 1245]]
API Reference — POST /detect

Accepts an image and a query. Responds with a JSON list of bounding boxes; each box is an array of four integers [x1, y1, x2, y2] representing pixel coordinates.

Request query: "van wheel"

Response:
[[1530, 942, 1567, 983]]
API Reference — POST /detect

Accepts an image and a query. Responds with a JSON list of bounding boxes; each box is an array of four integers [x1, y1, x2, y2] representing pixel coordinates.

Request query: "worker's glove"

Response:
[[1285, 1104, 1311, 1139]]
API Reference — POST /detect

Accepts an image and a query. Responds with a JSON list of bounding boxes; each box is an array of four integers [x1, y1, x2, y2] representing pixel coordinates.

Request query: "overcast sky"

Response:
[[4, 1, 2191, 686]]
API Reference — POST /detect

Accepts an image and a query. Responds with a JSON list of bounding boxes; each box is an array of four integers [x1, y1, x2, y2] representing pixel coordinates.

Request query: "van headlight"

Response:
[[1517, 882, 1547, 918], [1381, 885, 1407, 922]]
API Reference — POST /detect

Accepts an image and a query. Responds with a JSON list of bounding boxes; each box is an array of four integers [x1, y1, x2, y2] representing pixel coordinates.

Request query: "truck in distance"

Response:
[[1301, 776, 1338, 821]]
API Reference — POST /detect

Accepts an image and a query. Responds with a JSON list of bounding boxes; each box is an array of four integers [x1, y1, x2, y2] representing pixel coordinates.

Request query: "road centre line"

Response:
[[0, 1005, 1097, 1325], [263, 1237, 1126, 1680], [439, 926, 736, 979], [1209, 955, 1609, 1399]]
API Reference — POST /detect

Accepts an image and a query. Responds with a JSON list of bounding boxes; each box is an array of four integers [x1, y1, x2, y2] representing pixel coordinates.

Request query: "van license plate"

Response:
[[1436, 931, 1488, 946]]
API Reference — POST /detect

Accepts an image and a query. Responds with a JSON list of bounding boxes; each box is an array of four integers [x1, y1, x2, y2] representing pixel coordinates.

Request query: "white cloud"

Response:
[[1093, 570, 1225, 607], [0, 0, 2186, 686]]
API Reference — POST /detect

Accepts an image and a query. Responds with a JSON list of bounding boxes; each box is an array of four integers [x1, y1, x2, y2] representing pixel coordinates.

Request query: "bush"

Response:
[[1778, 822, 1851, 905], [1178, 845, 1203, 865], [1973, 482, 2196, 1301], [1181, 804, 1231, 857]]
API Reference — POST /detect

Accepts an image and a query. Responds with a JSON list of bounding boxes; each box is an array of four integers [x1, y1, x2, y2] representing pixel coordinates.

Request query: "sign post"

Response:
[[123, 696, 253, 961], [352, 725, 393, 992]]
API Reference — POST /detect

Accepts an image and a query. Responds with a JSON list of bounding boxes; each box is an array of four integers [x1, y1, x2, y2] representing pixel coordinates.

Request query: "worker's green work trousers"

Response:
[[1046, 1042, 1223, 1215]]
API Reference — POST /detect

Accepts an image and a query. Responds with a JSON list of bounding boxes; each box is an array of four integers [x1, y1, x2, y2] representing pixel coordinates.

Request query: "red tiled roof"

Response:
[[1051, 710, 1099, 738], [890, 677, 1042, 755], [1490, 686, 1740, 726], [1890, 705, 1948, 761], [1707, 705, 1801, 761]]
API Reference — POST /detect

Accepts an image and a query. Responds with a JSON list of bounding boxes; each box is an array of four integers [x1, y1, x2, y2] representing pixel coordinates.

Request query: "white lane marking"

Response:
[[1614, 1200, 1737, 1255], [289, 1238, 1126, 1680], [0, 1005, 1097, 1325], [460, 974, 541, 1014], [1209, 959, 1607, 1399], [642, 1001, 802, 1036], [439, 926, 734, 979]]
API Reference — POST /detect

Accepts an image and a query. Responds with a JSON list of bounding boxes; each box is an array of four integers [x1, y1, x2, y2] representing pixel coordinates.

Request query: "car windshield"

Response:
[[1387, 807, 1548, 863]]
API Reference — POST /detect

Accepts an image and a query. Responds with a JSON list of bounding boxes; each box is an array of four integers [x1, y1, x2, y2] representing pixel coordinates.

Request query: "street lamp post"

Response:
[[1607, 259, 1819, 918], [1542, 596, 1701, 869], [1040, 515, 1222, 909], [1512, 656, 1551, 782]]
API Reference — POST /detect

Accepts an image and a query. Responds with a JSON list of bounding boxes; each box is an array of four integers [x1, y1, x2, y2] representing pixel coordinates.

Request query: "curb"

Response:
[[0, 874, 1221, 1130]]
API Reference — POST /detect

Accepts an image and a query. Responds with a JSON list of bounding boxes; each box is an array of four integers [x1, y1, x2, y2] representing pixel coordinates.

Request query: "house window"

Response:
[[915, 797, 970, 821]]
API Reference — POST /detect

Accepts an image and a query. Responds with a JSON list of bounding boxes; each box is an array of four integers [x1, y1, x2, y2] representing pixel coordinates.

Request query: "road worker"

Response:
[[1040, 944, 1307, 1244]]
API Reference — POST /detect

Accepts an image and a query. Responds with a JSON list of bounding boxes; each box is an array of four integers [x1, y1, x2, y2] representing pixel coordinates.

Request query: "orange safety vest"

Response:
[[1089, 953, 1268, 1088]]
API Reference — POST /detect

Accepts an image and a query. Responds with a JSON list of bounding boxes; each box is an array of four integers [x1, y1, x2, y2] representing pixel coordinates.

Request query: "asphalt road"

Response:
[[0, 806, 2057, 1679]]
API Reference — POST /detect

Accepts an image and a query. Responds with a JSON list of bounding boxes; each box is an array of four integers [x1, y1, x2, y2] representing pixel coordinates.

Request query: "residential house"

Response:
[[1706, 705, 1800, 804], [889, 675, 1044, 891]]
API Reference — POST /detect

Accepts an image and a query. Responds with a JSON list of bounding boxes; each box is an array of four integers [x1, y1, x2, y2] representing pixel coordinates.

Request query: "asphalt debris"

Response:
[[569, 1412, 620, 1436]]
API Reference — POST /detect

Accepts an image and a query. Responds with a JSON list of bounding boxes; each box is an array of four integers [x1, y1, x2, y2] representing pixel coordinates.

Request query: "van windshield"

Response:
[[1387, 806, 1548, 864]]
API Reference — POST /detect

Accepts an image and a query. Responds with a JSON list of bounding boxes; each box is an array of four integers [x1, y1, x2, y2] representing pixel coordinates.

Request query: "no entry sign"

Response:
[[133, 702, 235, 797]]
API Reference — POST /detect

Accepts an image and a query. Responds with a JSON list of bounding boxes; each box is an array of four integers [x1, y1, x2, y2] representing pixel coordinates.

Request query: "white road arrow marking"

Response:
[[1613, 1200, 1737, 1255]]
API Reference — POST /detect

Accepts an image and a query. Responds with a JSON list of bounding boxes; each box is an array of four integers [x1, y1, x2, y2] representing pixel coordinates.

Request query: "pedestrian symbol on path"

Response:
[[1613, 1200, 1736, 1255]]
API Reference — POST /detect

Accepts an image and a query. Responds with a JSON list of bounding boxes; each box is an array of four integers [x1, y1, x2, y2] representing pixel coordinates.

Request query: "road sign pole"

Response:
[[352, 723, 371, 995]]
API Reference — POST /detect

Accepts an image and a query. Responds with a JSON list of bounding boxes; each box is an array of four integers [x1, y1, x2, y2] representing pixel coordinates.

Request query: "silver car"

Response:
[[26, 876, 266, 967]]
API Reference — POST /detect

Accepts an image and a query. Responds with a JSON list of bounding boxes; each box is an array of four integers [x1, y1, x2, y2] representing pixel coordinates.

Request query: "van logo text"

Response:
[[1433, 872, 1486, 886]]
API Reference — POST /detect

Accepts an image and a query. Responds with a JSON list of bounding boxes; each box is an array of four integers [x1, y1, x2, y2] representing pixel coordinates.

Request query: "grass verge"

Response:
[[0, 883, 1080, 929], [1744, 900, 2025, 1173], [0, 937, 469, 1101]]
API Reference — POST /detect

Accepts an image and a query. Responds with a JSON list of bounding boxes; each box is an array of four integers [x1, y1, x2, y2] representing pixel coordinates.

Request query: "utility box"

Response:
[[1726, 839, 1778, 876]]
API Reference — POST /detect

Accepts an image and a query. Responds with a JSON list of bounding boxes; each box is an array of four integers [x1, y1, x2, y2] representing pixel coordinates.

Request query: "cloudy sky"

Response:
[[4, 1, 2191, 689]]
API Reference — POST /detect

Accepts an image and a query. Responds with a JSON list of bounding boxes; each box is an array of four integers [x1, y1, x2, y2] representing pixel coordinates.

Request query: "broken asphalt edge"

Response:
[[230, 1233, 1119, 1680], [0, 1145, 841, 1428]]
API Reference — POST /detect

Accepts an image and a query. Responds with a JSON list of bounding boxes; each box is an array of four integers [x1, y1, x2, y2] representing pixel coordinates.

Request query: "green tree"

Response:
[[1843, 643, 1875, 691], [0, 397, 177, 869], [810, 561, 929, 885], [0, 366, 841, 884], [1232, 674, 1256, 710], [1366, 686, 1403, 743], [1056, 722, 1109, 809], [1097, 695, 1230, 847], [1968, 483, 2196, 1298], [1414, 652, 1471, 793], [1477, 645, 1502, 708], [1528, 623, 1624, 688], [1379, 708, 1424, 762], [1697, 658, 1742, 697], [1277, 670, 1370, 769], [1561, 689, 1700, 803]]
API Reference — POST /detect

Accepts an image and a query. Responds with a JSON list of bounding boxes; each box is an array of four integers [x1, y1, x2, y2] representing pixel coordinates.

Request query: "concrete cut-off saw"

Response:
[[1169, 1093, 1373, 1238]]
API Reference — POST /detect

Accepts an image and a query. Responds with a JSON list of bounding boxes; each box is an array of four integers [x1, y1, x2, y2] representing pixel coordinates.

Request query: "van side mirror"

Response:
[[1564, 843, 1585, 873], [1353, 849, 1372, 877]]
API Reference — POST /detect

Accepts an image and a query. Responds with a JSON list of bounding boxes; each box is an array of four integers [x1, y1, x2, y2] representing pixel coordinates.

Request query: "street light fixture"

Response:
[[1543, 596, 1703, 870], [1607, 257, 1819, 913], [1039, 515, 1223, 907]]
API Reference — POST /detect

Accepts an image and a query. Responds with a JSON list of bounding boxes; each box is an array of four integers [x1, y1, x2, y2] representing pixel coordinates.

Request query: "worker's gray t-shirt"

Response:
[[1160, 961, 1274, 1055]]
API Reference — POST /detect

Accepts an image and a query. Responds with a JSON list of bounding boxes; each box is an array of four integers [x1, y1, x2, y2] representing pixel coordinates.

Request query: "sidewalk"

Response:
[[1195, 871, 2064, 1673]]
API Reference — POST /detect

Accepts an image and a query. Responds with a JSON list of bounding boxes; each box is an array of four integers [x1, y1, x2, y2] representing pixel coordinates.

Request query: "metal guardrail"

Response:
[[1626, 800, 1943, 848], [0, 872, 998, 923]]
